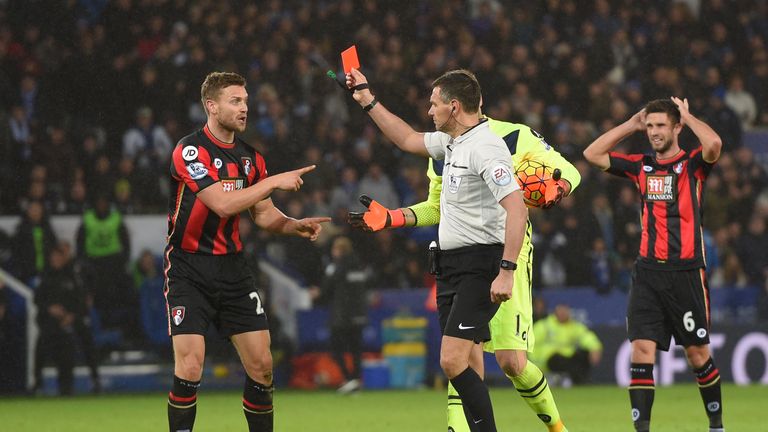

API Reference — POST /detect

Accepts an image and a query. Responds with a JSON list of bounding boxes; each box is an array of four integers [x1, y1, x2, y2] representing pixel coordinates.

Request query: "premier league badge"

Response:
[[171, 306, 185, 326]]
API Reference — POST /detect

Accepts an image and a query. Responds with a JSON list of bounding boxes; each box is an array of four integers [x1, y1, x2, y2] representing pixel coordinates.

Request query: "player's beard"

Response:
[[650, 135, 673, 154], [220, 115, 246, 133]]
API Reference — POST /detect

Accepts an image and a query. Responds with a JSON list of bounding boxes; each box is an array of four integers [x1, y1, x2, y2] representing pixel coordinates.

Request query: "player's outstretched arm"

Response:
[[249, 199, 330, 241], [347, 195, 415, 232], [198, 165, 316, 217], [349, 160, 443, 231], [345, 68, 429, 157], [583, 110, 646, 170], [671, 96, 722, 163]]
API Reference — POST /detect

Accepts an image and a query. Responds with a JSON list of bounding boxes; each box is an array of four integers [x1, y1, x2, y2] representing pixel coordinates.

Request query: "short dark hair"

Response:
[[431, 69, 481, 113], [644, 99, 680, 124], [201, 72, 246, 110]]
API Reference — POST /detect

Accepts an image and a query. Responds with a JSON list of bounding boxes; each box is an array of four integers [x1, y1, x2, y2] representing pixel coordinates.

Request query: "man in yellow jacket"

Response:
[[532, 304, 603, 386]]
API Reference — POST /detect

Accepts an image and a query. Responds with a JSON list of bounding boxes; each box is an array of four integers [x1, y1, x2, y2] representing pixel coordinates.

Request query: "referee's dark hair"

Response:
[[644, 99, 681, 125], [201, 71, 246, 113], [432, 69, 482, 114]]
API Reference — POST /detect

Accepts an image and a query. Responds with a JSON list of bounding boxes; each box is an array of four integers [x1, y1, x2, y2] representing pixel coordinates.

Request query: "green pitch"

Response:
[[0, 384, 762, 431]]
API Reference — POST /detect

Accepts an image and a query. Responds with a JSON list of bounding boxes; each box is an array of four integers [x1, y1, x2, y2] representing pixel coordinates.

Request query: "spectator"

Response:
[[33, 243, 101, 395], [121, 106, 173, 208], [734, 215, 768, 287], [531, 304, 603, 385], [357, 162, 399, 210], [0, 281, 26, 393], [311, 236, 370, 394], [724, 75, 757, 130], [10, 200, 57, 284], [76, 193, 136, 344]]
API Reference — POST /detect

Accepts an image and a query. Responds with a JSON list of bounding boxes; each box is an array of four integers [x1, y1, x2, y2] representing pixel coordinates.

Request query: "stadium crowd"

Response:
[[1, 0, 767, 348]]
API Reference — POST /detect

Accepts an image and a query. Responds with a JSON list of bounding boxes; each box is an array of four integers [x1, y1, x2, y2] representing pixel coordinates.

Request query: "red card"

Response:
[[341, 45, 360, 74]]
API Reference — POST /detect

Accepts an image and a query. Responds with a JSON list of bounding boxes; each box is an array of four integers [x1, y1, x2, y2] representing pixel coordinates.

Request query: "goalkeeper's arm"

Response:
[[347, 195, 441, 232], [347, 159, 443, 232]]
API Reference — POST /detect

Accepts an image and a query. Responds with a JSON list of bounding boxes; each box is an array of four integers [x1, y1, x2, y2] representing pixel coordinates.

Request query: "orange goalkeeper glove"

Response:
[[542, 168, 568, 209], [347, 195, 406, 232]]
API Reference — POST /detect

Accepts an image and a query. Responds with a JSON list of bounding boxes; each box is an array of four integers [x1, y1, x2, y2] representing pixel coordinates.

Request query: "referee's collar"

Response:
[[452, 118, 488, 144]]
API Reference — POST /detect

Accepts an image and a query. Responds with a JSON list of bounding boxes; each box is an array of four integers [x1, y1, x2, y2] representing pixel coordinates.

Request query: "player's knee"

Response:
[[497, 352, 527, 377], [176, 353, 204, 381], [440, 354, 467, 379], [631, 341, 656, 361], [685, 346, 709, 368], [243, 351, 273, 383]]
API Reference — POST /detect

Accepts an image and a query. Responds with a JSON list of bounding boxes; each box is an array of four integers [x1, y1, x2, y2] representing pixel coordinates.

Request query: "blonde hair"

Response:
[[200, 72, 246, 114]]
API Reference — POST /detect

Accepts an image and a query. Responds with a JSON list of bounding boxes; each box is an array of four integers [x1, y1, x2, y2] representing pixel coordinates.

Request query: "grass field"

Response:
[[0, 384, 763, 431]]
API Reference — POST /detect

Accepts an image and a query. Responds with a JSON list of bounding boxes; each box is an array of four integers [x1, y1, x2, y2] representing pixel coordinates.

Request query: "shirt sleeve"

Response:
[[606, 152, 643, 182], [424, 132, 450, 160], [513, 127, 582, 192], [688, 146, 715, 180], [171, 142, 219, 193], [471, 138, 520, 203]]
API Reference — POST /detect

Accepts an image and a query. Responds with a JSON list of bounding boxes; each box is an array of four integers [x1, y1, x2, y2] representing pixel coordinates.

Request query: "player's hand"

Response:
[[490, 272, 514, 304], [670, 96, 690, 125], [270, 165, 316, 191], [542, 169, 568, 209], [291, 217, 332, 241], [345, 68, 374, 105], [629, 108, 647, 132], [347, 195, 405, 232]]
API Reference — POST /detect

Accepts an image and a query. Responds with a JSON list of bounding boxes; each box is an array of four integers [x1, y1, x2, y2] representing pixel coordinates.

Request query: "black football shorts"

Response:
[[627, 263, 711, 351], [436, 244, 503, 343], [164, 247, 269, 338]]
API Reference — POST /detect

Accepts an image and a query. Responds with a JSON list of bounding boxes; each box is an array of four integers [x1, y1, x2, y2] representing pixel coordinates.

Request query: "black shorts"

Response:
[[436, 244, 503, 343], [164, 247, 268, 338], [627, 263, 711, 351]]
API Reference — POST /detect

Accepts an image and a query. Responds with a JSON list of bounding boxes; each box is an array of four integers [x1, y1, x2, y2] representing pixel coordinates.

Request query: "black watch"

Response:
[[500, 259, 517, 271]]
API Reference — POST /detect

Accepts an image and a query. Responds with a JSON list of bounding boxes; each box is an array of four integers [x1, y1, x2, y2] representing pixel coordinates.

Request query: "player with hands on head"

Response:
[[583, 97, 723, 432], [346, 66, 556, 432], [347, 85, 578, 432], [165, 71, 330, 432]]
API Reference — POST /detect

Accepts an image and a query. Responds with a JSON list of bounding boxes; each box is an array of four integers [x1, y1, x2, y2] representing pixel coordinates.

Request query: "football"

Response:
[[514, 159, 555, 208]]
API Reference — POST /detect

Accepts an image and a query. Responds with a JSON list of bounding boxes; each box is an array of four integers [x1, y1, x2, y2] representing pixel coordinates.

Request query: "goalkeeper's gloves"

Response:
[[347, 195, 406, 232], [542, 168, 569, 209]]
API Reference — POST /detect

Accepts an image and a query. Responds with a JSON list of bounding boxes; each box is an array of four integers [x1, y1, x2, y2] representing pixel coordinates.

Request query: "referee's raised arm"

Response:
[[345, 68, 429, 157]]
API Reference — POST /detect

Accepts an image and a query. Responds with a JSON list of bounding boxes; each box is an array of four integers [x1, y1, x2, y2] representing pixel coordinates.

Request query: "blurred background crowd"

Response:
[[1, 0, 767, 357]]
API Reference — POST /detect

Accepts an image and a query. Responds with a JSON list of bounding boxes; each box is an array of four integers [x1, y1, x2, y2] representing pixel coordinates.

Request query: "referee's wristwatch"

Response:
[[500, 259, 517, 271]]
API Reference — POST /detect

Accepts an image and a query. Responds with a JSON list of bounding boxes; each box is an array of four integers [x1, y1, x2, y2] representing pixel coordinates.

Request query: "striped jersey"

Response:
[[606, 147, 714, 270], [167, 124, 267, 254]]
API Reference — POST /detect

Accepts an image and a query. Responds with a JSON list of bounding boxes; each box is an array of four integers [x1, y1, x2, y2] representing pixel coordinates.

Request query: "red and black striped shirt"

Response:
[[167, 124, 267, 255], [607, 147, 714, 270]]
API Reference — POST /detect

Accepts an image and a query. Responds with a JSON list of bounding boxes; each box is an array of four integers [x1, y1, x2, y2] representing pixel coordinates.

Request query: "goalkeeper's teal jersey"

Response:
[[407, 118, 581, 262]]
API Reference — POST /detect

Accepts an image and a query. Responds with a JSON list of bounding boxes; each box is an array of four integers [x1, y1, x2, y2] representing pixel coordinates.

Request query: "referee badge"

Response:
[[171, 306, 186, 326]]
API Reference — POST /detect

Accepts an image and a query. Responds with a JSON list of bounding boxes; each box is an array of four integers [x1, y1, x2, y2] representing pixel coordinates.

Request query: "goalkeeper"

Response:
[[349, 118, 580, 432]]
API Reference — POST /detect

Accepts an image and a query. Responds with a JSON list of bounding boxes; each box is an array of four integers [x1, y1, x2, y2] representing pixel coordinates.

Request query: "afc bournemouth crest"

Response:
[[241, 157, 253, 176], [171, 306, 185, 326]]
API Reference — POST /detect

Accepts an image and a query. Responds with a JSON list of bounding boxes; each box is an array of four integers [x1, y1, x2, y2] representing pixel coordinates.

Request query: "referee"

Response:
[[346, 68, 527, 432]]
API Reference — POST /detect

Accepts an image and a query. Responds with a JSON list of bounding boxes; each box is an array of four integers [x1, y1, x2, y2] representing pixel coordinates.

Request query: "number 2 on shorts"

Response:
[[249, 291, 265, 315]]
